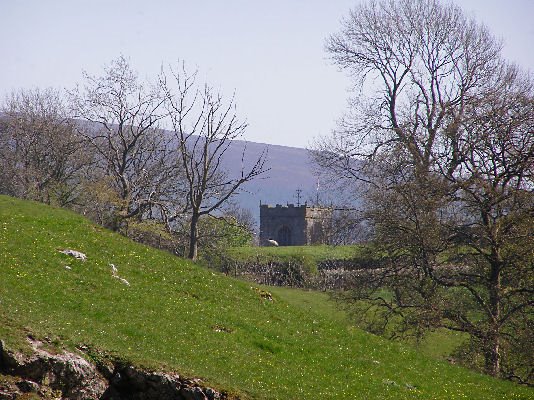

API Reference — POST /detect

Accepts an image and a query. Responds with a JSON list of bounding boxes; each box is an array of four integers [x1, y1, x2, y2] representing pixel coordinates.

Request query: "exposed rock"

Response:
[[0, 373, 21, 400], [109, 264, 118, 275], [0, 388, 19, 400], [59, 249, 87, 261], [205, 387, 223, 400], [110, 263, 130, 286], [1, 338, 229, 400], [1, 337, 107, 399], [16, 379, 40, 393], [102, 364, 226, 400], [180, 386, 208, 400], [113, 276, 130, 286]]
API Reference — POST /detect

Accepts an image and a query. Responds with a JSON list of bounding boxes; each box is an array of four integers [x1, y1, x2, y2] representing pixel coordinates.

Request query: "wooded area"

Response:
[[0, 58, 267, 261], [314, 0, 533, 383]]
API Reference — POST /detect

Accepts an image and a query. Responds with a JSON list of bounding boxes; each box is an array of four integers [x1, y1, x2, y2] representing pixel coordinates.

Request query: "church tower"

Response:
[[259, 203, 332, 246]]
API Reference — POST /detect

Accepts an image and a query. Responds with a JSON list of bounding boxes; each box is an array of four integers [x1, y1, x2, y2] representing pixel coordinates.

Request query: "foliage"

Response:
[[0, 88, 91, 206], [2, 57, 263, 263], [125, 219, 180, 255], [194, 214, 255, 267], [2, 196, 531, 399], [318, 0, 534, 382]]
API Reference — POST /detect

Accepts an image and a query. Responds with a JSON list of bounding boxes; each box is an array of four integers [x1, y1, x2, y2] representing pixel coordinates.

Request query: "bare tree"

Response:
[[69, 56, 180, 230], [320, 0, 534, 381], [0, 88, 89, 206], [355, 75, 534, 381], [159, 64, 268, 260], [320, 0, 502, 180]]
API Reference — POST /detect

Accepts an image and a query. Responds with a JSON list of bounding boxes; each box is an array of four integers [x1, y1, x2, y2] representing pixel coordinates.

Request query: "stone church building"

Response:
[[259, 203, 332, 246]]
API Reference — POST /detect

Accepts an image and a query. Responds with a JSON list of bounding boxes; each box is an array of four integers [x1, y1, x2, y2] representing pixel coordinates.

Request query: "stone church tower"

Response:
[[259, 204, 332, 246]]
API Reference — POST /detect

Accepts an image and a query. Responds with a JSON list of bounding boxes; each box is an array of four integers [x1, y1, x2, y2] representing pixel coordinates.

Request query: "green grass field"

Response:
[[0, 195, 531, 399], [227, 244, 366, 263]]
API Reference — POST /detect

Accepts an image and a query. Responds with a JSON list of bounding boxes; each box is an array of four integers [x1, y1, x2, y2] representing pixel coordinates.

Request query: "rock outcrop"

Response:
[[0, 338, 228, 400]]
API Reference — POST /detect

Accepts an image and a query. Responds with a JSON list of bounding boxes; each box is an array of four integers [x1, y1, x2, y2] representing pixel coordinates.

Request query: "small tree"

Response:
[[0, 88, 89, 206], [70, 56, 180, 230], [160, 64, 268, 260], [195, 213, 254, 267]]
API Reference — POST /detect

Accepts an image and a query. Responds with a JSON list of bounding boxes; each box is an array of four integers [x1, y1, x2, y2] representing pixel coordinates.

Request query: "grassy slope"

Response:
[[0, 196, 530, 399], [230, 244, 467, 360]]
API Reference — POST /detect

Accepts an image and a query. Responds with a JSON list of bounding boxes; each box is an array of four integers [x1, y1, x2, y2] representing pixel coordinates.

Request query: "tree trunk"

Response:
[[188, 211, 199, 260], [485, 332, 500, 377], [486, 248, 502, 377]]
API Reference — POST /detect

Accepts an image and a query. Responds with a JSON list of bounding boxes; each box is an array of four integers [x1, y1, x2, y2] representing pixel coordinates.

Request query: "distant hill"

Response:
[[78, 118, 322, 220], [221, 139, 320, 219], [1, 113, 331, 223]]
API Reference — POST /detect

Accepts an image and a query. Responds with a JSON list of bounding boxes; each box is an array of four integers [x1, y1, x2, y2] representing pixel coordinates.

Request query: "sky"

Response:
[[1, 0, 533, 149]]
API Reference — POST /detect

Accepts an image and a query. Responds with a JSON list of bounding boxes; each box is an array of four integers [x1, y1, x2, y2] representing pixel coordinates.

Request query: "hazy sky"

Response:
[[1, 0, 533, 148]]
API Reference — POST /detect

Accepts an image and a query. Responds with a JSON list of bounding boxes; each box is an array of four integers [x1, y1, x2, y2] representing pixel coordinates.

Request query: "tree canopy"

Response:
[[317, 0, 533, 383]]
